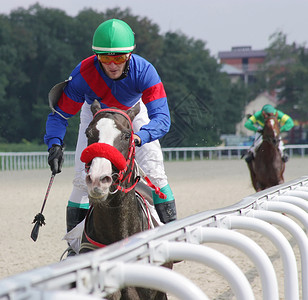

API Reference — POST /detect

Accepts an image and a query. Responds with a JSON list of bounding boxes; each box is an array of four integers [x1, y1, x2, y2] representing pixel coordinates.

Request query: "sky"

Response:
[[1, 0, 308, 57]]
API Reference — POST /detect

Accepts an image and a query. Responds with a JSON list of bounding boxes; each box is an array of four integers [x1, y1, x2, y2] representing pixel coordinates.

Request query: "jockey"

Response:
[[244, 104, 294, 163], [44, 19, 177, 253]]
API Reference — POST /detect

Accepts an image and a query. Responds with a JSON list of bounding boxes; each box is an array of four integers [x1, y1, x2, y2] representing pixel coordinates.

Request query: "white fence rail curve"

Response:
[[0, 176, 307, 299], [1, 144, 308, 171]]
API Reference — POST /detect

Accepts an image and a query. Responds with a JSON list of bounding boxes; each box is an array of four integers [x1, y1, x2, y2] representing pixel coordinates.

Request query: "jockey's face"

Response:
[[98, 53, 130, 80], [263, 111, 274, 119], [101, 62, 125, 79]]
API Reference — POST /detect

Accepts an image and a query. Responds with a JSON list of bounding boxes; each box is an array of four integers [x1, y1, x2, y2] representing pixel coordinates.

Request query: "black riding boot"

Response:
[[66, 206, 88, 256], [155, 200, 177, 224]]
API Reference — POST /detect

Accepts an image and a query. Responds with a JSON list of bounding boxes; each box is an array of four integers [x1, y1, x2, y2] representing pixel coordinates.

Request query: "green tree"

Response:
[[0, 5, 249, 149], [158, 32, 247, 146], [0, 4, 77, 144], [255, 31, 308, 121]]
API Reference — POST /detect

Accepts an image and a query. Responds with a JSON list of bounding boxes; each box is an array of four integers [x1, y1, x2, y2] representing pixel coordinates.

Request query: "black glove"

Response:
[[155, 200, 177, 224], [134, 138, 141, 147], [48, 144, 64, 175], [257, 129, 263, 134]]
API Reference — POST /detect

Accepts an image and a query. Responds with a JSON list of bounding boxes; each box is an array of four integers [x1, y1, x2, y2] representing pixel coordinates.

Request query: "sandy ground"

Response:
[[0, 157, 307, 299]]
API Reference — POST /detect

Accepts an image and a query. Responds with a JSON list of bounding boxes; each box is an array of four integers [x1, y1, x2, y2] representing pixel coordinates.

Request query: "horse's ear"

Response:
[[127, 102, 140, 121], [91, 100, 101, 116]]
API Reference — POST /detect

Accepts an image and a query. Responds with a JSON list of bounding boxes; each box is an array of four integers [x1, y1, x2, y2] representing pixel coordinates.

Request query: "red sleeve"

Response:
[[57, 93, 83, 115], [142, 82, 167, 104]]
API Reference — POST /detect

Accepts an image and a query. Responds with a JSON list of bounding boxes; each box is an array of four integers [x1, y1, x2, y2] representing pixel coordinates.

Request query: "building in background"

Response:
[[218, 46, 266, 85], [218, 45, 307, 145]]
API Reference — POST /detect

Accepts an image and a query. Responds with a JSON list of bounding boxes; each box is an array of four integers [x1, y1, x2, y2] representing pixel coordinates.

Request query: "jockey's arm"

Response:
[[136, 99, 170, 146], [279, 112, 294, 132], [135, 64, 171, 146], [244, 117, 258, 132], [44, 87, 83, 149]]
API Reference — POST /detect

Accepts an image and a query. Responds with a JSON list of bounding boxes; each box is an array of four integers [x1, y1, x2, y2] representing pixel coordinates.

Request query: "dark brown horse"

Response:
[[247, 111, 285, 192], [79, 100, 171, 299]]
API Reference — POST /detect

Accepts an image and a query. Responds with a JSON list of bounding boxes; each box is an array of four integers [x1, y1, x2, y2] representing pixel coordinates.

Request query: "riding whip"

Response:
[[30, 173, 55, 241]]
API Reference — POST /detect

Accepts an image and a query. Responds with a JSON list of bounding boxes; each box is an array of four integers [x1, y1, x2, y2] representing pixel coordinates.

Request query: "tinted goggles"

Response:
[[97, 53, 130, 65]]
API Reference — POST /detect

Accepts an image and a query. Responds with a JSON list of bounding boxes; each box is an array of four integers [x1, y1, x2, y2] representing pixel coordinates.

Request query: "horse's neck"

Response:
[[258, 140, 280, 161], [89, 191, 144, 244], [260, 138, 276, 148], [262, 128, 279, 144]]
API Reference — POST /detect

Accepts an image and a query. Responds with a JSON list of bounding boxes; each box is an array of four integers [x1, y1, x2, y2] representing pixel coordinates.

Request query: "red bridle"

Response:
[[80, 107, 166, 250], [81, 108, 166, 198], [81, 108, 138, 193]]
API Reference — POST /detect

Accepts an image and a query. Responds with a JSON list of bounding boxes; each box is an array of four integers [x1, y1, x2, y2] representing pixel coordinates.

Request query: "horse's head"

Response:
[[81, 100, 140, 206], [262, 111, 280, 145]]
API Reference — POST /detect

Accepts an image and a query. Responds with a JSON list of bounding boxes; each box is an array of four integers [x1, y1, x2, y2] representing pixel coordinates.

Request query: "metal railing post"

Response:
[[248, 209, 308, 300], [226, 215, 299, 300], [149, 241, 255, 300], [102, 262, 209, 300], [186, 226, 279, 300]]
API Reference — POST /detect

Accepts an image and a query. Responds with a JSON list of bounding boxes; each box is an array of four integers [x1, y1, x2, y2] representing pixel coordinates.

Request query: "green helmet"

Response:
[[92, 19, 135, 54], [262, 104, 276, 114]]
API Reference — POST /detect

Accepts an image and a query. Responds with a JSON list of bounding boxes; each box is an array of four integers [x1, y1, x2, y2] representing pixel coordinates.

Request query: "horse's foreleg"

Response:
[[247, 161, 258, 191], [278, 178, 284, 185]]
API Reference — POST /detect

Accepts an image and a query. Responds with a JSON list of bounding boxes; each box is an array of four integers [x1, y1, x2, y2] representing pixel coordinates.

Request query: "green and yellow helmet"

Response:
[[262, 104, 276, 114], [92, 19, 135, 54]]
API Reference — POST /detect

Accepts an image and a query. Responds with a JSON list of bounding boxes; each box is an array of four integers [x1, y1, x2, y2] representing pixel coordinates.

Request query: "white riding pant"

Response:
[[68, 101, 168, 207], [250, 131, 284, 156]]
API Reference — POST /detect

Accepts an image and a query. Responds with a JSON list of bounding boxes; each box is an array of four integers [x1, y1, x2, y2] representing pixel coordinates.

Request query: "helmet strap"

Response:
[[114, 59, 130, 81]]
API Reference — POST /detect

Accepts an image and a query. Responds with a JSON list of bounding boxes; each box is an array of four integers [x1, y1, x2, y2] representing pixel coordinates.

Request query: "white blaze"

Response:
[[270, 119, 278, 137], [89, 118, 121, 177], [96, 118, 120, 144]]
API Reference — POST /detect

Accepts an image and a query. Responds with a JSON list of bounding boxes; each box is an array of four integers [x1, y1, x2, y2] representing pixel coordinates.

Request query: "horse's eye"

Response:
[[85, 128, 92, 138], [122, 132, 131, 140]]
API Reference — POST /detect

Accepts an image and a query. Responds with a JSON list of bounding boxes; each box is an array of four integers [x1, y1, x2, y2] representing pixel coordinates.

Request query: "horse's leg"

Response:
[[280, 162, 286, 184], [247, 161, 258, 191], [136, 287, 168, 300], [121, 287, 141, 299], [105, 290, 121, 300], [154, 291, 168, 300], [256, 185, 263, 192], [278, 166, 285, 185]]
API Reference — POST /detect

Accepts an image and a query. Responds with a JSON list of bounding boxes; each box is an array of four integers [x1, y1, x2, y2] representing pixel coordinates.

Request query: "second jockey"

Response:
[[244, 104, 294, 163]]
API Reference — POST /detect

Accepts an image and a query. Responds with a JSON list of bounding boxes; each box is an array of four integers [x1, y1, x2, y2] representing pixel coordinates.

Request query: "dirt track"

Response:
[[0, 157, 307, 299]]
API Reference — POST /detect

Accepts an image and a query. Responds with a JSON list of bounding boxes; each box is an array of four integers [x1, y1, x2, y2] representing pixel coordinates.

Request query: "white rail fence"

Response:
[[0, 151, 75, 171], [0, 176, 307, 299], [1, 144, 308, 171]]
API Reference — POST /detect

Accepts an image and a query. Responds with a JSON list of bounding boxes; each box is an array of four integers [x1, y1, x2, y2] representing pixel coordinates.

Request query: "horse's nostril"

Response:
[[100, 176, 112, 185], [86, 175, 92, 184]]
